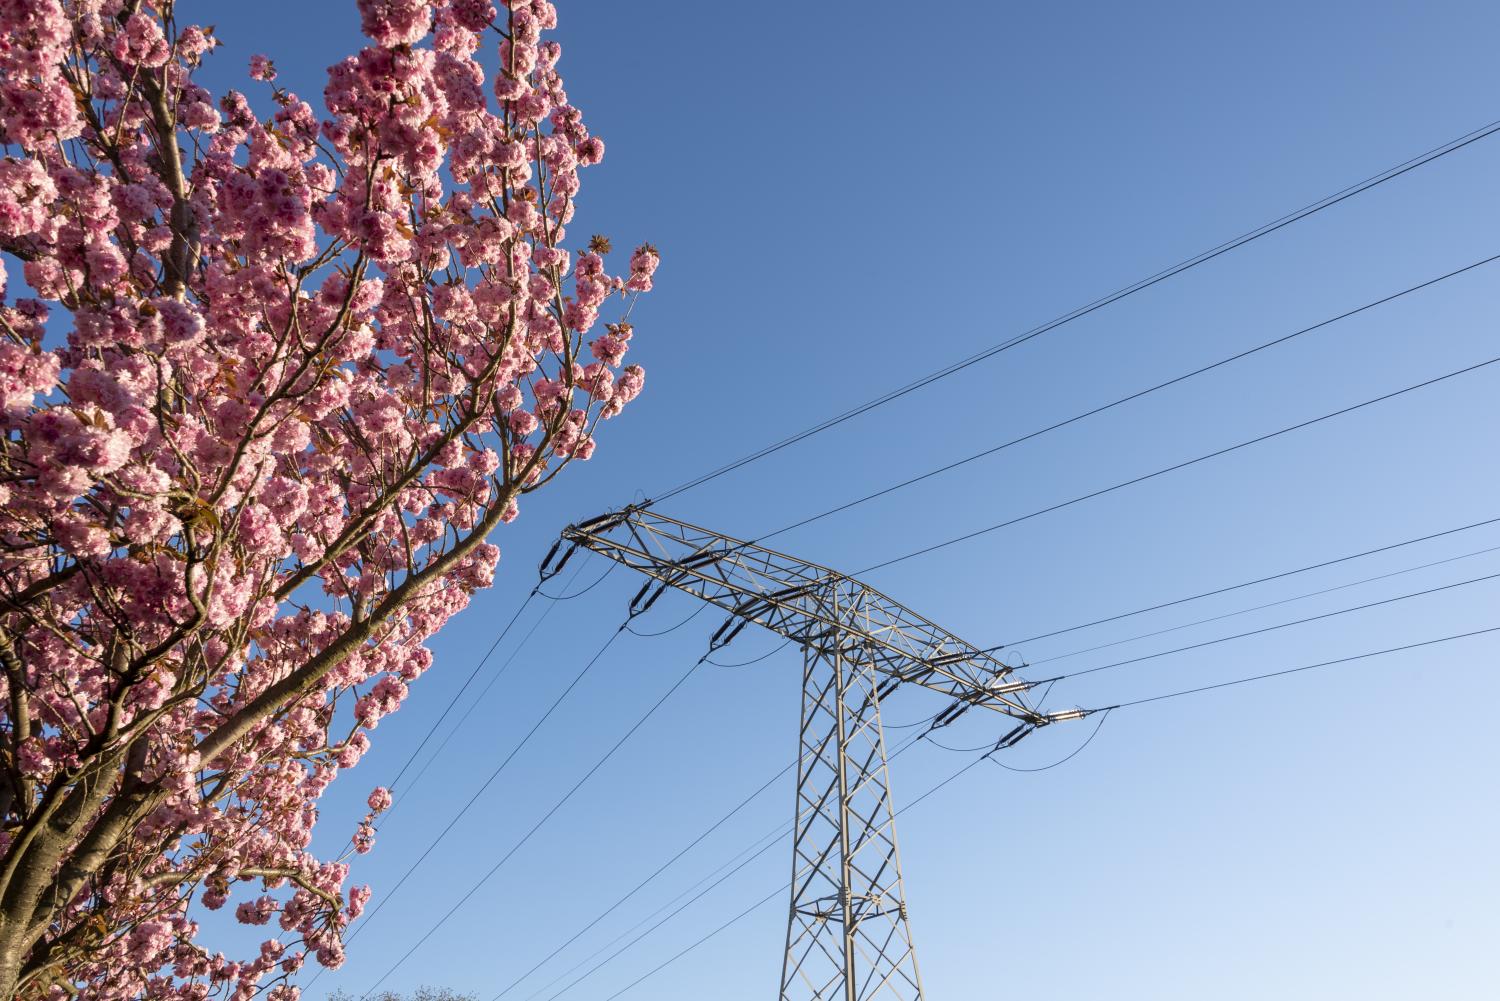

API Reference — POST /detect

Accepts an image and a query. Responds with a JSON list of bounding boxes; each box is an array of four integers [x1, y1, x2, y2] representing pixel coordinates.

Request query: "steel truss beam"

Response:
[[543, 507, 1085, 999]]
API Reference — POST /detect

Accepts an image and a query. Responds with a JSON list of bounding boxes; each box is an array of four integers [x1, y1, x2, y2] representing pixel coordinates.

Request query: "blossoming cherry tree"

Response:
[[0, 0, 657, 997]]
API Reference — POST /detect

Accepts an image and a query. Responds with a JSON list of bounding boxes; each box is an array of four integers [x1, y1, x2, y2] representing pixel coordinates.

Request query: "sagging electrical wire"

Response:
[[1021, 543, 1500, 669], [626, 602, 709, 638], [754, 254, 1500, 545], [1099, 623, 1500, 711], [705, 636, 793, 668], [540, 621, 1500, 1000], [646, 119, 1500, 507], [993, 513, 1500, 650], [361, 644, 713, 999], [856, 353, 1500, 575], [345, 618, 631, 953], [1036, 568, 1500, 687]]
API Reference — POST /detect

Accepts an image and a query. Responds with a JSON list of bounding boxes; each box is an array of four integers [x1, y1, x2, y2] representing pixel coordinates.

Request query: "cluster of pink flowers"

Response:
[[0, 1, 656, 998]]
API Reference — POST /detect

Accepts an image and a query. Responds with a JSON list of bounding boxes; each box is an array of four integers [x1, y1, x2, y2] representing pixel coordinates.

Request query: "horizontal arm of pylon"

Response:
[[556, 507, 1052, 721]]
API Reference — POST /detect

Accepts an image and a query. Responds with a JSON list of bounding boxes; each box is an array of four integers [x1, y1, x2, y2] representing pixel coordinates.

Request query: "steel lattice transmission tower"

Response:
[[541, 508, 1087, 1001]]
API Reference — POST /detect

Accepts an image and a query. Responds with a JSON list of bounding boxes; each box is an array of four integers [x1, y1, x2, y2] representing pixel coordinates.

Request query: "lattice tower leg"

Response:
[[779, 626, 925, 1001]]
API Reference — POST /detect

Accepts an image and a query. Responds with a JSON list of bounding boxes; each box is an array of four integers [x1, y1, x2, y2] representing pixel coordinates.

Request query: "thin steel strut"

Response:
[[541, 508, 1089, 1000]]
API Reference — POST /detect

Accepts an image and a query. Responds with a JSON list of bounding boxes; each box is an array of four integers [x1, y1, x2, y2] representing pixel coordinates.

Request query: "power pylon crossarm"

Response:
[[541, 507, 1089, 1000]]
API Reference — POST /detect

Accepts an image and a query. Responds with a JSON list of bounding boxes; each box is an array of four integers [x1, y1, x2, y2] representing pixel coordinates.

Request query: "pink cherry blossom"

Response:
[[0, 2, 657, 998], [367, 786, 394, 813], [249, 54, 278, 81], [112, 12, 171, 68]]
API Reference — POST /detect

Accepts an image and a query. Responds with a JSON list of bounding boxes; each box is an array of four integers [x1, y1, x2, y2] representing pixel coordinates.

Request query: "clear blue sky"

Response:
[[191, 2, 1499, 998]]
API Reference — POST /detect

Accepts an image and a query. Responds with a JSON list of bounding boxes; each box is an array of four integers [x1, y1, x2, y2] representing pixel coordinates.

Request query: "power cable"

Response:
[[920, 736, 996, 754], [361, 648, 715, 998], [855, 353, 1500, 574], [995, 514, 1500, 649], [528, 734, 932, 1000], [1032, 678, 1060, 714], [565, 739, 995, 1001], [882, 709, 947, 730], [384, 587, 539, 801], [498, 693, 936, 996], [989, 709, 1113, 773], [563, 621, 1500, 1000], [1026, 543, 1500, 668], [537, 828, 787, 1001], [384, 565, 579, 818], [1103, 623, 1500, 710], [705, 637, 793, 668], [589, 880, 789, 1001], [517, 817, 795, 1001], [305, 116, 1500, 987], [755, 254, 1500, 543], [346, 621, 629, 950], [295, 143, 1500, 994], [626, 603, 708, 637], [649, 119, 1500, 505], [540, 558, 616, 599], [1038, 568, 1500, 686], [489, 758, 797, 1000]]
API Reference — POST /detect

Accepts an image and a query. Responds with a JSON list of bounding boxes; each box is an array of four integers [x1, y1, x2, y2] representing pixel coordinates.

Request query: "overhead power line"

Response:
[[517, 721, 959, 999], [492, 517, 1500, 998], [517, 817, 795, 1001], [911, 712, 1118, 768], [755, 253, 1500, 543], [302, 119, 1500, 993], [384, 590, 539, 796], [361, 647, 709, 999], [707, 636, 794, 668], [1023, 542, 1500, 667], [375, 554, 593, 830], [588, 881, 790, 1001], [488, 760, 797, 999], [996, 514, 1500, 649], [552, 737, 995, 1001], [855, 353, 1500, 574], [648, 119, 1500, 505], [302, 566, 595, 996], [542, 558, 618, 600], [384, 574, 576, 818], [987, 709, 1114, 773], [626, 602, 709, 637], [497, 515, 1500, 995], [346, 621, 629, 952], [543, 623, 1500, 1000], [538, 821, 789, 1001], [526, 733, 932, 1001], [1037, 568, 1500, 685], [1104, 623, 1500, 710]]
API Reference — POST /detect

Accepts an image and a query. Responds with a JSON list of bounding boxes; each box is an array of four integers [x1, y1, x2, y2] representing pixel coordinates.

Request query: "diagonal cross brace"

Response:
[[548, 506, 1080, 726], [544, 507, 1096, 1000]]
